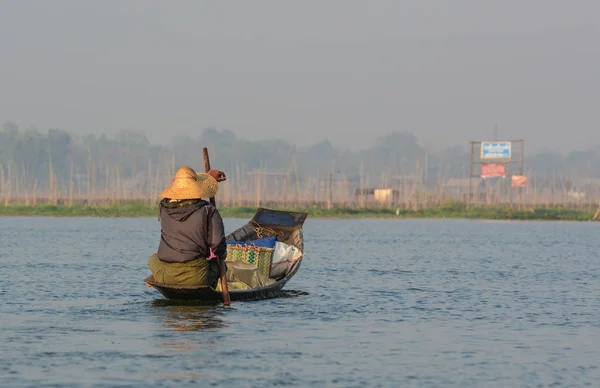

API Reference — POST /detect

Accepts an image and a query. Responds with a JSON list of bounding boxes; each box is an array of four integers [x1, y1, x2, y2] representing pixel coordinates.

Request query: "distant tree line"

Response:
[[1, 120, 599, 198]]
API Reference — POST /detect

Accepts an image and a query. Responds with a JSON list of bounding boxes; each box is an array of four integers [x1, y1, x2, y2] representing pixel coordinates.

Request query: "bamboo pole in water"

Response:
[[86, 148, 91, 205], [241, 161, 246, 206], [47, 156, 53, 205], [28, 164, 35, 205], [313, 167, 319, 205], [106, 164, 112, 206], [8, 162, 13, 205], [534, 173, 539, 208], [153, 165, 160, 202], [68, 162, 74, 206], [146, 158, 152, 205], [113, 163, 119, 205], [18, 163, 26, 204], [104, 164, 110, 205], [328, 172, 333, 209], [414, 158, 420, 211], [92, 161, 98, 205], [299, 174, 308, 207], [563, 176, 568, 208], [550, 169, 555, 208], [76, 166, 82, 203], [32, 179, 38, 205], [293, 154, 300, 205], [282, 166, 288, 207], [14, 164, 20, 203], [401, 160, 408, 209], [548, 175, 554, 208], [131, 153, 137, 201], [238, 160, 244, 207], [256, 159, 262, 207], [116, 164, 122, 205], [358, 161, 364, 208], [1, 164, 5, 206], [436, 154, 443, 206], [422, 156, 428, 209], [110, 164, 115, 205]]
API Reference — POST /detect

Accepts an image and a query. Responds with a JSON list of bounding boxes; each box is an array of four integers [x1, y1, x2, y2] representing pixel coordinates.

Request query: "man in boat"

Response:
[[148, 165, 227, 288]]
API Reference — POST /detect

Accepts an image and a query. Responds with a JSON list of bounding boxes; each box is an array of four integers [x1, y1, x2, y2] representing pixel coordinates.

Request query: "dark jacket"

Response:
[[156, 198, 227, 263]]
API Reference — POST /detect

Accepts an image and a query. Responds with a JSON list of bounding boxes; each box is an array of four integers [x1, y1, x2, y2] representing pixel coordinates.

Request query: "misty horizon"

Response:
[[2, 1, 599, 155], [3, 119, 600, 158]]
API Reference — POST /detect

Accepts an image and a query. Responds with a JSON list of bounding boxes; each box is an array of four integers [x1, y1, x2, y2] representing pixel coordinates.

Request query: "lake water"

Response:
[[1, 216, 600, 387]]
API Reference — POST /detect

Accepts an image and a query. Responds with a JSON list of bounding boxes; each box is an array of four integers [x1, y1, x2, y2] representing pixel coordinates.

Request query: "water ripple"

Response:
[[1, 217, 600, 386]]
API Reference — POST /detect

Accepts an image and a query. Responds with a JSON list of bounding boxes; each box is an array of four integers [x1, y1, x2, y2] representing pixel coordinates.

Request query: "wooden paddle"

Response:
[[202, 147, 231, 306]]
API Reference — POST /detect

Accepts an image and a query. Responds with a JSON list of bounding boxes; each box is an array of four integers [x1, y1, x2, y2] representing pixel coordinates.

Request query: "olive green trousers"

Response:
[[148, 254, 220, 287]]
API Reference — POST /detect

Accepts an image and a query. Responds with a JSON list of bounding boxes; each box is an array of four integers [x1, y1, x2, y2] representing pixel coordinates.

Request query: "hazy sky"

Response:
[[1, 0, 599, 154]]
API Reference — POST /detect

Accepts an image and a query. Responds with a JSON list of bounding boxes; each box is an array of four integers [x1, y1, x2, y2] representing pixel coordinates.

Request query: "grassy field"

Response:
[[0, 201, 597, 221]]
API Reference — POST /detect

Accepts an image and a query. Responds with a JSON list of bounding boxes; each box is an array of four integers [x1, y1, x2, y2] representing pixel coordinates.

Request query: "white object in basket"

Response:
[[270, 241, 303, 278]]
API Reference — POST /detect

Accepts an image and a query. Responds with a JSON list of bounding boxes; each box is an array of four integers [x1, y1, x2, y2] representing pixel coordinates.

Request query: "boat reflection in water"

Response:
[[150, 299, 227, 333], [145, 300, 227, 382]]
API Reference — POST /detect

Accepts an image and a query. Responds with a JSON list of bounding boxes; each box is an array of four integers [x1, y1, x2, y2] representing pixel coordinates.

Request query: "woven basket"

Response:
[[226, 243, 274, 278]]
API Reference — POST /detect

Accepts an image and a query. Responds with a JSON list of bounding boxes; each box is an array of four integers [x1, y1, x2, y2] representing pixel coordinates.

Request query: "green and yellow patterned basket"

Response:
[[226, 243, 274, 278]]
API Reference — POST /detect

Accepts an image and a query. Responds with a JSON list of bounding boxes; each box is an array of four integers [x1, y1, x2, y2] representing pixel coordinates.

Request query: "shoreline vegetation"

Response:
[[1, 201, 599, 221], [2, 124, 600, 223]]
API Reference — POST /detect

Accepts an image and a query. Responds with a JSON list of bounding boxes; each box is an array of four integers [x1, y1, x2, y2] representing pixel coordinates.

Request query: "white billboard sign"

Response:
[[481, 141, 511, 160]]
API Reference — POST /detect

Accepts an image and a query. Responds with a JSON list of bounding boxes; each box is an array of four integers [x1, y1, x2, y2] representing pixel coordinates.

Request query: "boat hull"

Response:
[[144, 257, 303, 302]]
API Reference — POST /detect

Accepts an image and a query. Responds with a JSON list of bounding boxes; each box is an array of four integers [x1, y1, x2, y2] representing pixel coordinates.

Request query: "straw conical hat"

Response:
[[158, 166, 219, 200]]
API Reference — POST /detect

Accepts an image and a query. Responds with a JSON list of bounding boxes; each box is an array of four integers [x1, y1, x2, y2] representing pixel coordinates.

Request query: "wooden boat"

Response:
[[144, 207, 308, 302]]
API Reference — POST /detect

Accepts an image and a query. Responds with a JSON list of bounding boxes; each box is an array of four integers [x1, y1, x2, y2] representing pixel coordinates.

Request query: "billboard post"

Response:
[[467, 139, 525, 209]]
